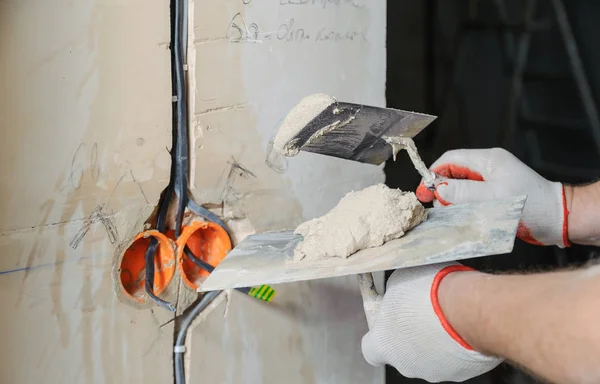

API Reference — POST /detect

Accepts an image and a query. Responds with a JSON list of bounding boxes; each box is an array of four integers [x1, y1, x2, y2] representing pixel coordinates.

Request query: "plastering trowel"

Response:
[[200, 94, 525, 327]]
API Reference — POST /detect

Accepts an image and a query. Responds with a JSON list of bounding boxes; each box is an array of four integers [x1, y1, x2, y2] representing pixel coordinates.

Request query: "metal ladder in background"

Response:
[[496, 0, 600, 182]]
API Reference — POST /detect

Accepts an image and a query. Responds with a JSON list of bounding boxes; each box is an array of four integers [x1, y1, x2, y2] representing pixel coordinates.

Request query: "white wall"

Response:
[[0, 0, 387, 382]]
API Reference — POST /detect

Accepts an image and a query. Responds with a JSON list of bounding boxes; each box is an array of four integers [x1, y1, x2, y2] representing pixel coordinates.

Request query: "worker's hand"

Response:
[[361, 262, 503, 383], [416, 148, 570, 247]]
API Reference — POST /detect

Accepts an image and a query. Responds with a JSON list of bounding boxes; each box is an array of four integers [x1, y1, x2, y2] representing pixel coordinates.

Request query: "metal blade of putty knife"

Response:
[[199, 196, 526, 292], [274, 94, 437, 165]]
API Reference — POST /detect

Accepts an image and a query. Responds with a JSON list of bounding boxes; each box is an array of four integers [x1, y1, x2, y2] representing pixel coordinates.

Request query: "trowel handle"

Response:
[[423, 172, 444, 192], [357, 273, 383, 330]]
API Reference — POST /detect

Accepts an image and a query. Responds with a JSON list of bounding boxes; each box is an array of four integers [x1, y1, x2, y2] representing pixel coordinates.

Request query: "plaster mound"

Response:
[[293, 183, 427, 262]]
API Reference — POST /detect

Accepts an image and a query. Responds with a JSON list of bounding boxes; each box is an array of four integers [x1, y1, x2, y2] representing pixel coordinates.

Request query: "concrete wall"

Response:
[[0, 0, 386, 383]]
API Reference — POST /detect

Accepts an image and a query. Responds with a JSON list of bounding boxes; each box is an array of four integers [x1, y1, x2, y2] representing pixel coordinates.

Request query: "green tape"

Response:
[[265, 288, 276, 302], [259, 286, 271, 300], [246, 284, 276, 302]]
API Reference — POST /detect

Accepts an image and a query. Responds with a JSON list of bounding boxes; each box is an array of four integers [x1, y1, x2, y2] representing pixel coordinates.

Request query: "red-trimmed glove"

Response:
[[361, 262, 503, 382], [416, 148, 570, 247]]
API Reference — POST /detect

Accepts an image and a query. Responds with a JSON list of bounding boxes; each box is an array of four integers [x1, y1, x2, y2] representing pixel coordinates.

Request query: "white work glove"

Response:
[[361, 262, 503, 382], [416, 148, 570, 247]]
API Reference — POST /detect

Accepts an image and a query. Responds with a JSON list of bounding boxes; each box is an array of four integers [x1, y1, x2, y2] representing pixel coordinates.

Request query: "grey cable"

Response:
[[174, 290, 221, 384]]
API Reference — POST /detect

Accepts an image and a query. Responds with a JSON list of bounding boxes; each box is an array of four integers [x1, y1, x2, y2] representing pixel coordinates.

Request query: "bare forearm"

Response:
[[440, 266, 600, 384], [565, 181, 600, 246]]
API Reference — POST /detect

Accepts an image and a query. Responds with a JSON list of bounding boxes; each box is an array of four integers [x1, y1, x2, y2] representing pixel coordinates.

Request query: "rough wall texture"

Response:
[[0, 0, 386, 383]]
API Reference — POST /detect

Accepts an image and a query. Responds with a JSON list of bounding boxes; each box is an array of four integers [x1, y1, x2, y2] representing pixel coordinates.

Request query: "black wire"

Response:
[[184, 246, 215, 273], [187, 198, 232, 244], [183, 246, 251, 295], [169, 0, 189, 239], [164, 0, 251, 380], [143, 0, 188, 310], [144, 186, 176, 312]]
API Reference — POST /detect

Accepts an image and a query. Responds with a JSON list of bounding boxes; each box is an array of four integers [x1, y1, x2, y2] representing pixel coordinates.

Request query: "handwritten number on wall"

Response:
[[91, 142, 100, 181], [69, 142, 100, 190], [70, 143, 86, 190], [227, 13, 260, 43]]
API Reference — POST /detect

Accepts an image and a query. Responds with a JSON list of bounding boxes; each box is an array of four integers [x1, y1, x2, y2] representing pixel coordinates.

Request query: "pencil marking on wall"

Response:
[[69, 205, 119, 249], [90, 142, 100, 181], [221, 158, 256, 204], [130, 170, 150, 204], [69, 143, 86, 190]]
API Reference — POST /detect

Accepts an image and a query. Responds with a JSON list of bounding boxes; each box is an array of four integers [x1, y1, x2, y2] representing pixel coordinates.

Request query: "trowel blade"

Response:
[[284, 101, 437, 165], [199, 196, 526, 292]]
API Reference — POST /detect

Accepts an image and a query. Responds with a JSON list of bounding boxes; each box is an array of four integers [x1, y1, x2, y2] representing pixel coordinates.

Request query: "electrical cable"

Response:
[[169, 0, 189, 239], [144, 186, 177, 311], [143, 0, 190, 310], [166, 0, 236, 382], [184, 246, 251, 295], [159, 0, 265, 379], [186, 198, 232, 243], [174, 290, 220, 384]]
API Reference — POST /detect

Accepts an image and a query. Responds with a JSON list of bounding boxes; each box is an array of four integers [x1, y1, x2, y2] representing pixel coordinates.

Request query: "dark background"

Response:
[[384, 0, 600, 382]]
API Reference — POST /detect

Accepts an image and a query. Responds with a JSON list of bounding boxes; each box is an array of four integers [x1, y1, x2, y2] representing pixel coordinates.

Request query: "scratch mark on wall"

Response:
[[229, 158, 257, 179], [130, 170, 150, 204], [193, 36, 229, 44], [149, 308, 161, 328], [265, 140, 288, 174], [90, 142, 100, 181], [142, 309, 167, 357], [143, 336, 162, 358], [68, 142, 101, 191], [221, 157, 257, 204], [69, 204, 119, 249], [0, 218, 107, 237], [194, 103, 249, 116], [159, 317, 175, 328], [107, 172, 127, 206], [69, 143, 86, 190], [0, 253, 104, 277]]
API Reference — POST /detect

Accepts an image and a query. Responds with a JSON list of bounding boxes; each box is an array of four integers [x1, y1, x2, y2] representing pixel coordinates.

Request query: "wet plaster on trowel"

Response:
[[293, 183, 427, 262], [273, 94, 337, 156], [384, 136, 437, 187], [303, 114, 357, 149]]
